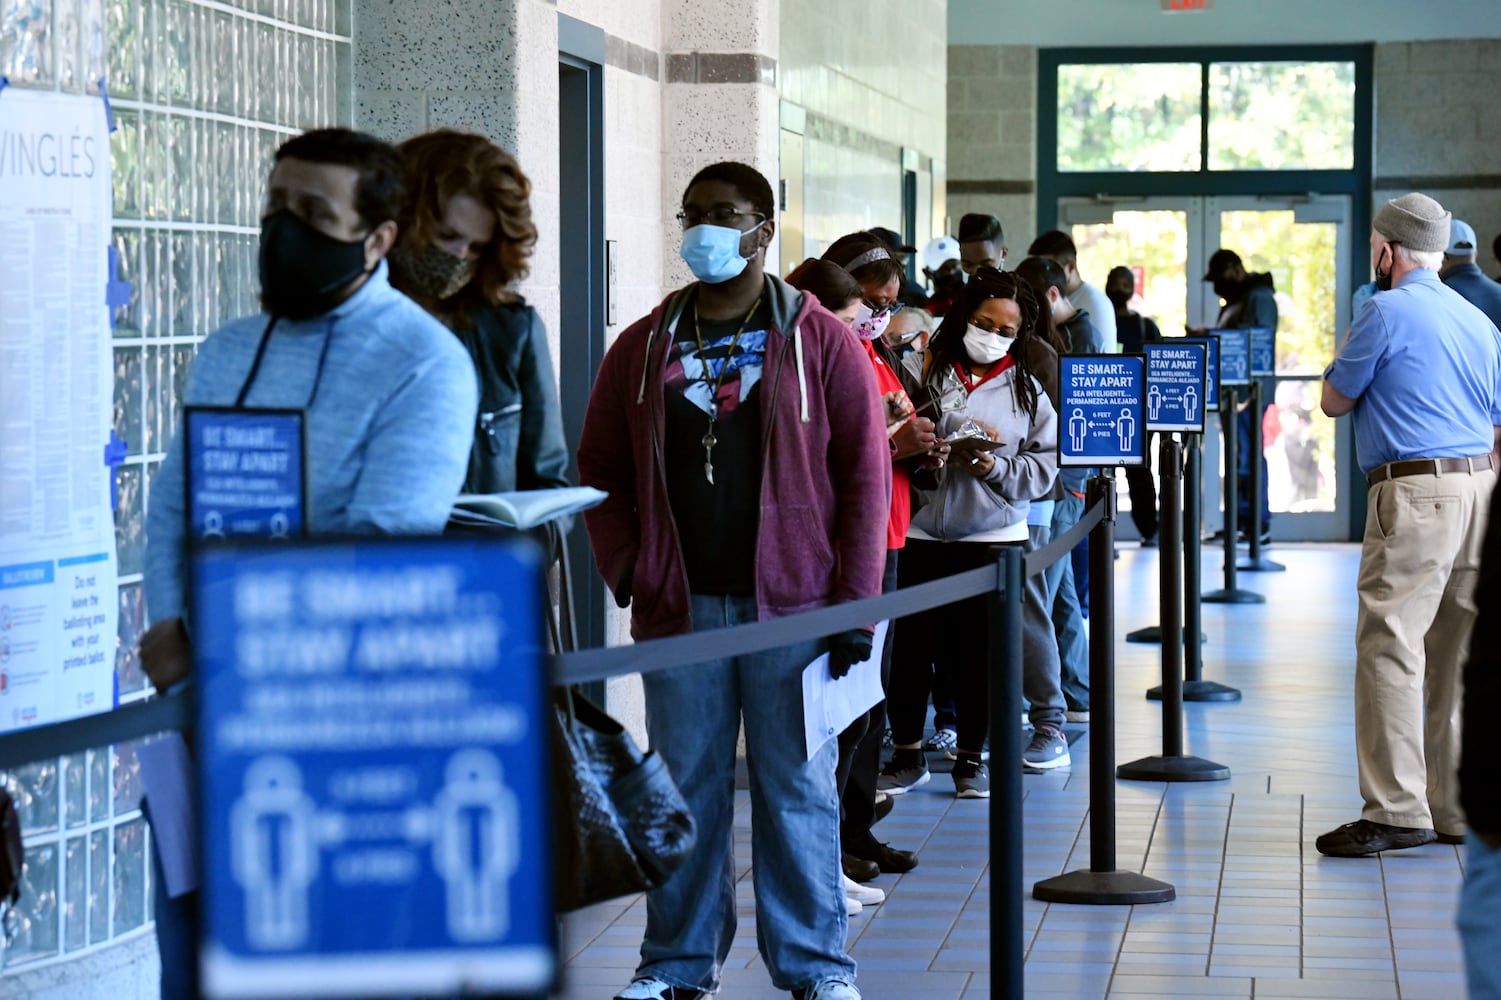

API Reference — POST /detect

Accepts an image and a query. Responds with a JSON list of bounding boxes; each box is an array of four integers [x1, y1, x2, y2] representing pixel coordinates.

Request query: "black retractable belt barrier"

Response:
[[1150, 435, 1241, 704], [1118, 438, 1231, 782], [989, 546, 1026, 1000], [1238, 380, 1285, 573], [1033, 475, 1175, 905], [1203, 389, 1264, 605]]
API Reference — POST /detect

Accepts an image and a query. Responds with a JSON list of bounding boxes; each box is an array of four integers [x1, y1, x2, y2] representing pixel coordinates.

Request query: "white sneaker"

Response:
[[614, 976, 697, 1000], [805, 978, 862, 1000], [842, 874, 885, 906], [844, 895, 862, 916]]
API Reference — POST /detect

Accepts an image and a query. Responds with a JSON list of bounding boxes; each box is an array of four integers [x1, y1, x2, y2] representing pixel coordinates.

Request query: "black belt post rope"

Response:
[[1118, 437, 1231, 782], [1203, 388, 1264, 605], [1034, 474, 1175, 905], [1238, 379, 1285, 573], [1149, 434, 1240, 704], [989, 545, 1026, 1000]]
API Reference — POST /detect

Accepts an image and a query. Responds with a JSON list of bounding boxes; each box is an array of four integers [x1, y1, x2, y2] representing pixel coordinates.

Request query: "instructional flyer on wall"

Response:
[[0, 88, 119, 732]]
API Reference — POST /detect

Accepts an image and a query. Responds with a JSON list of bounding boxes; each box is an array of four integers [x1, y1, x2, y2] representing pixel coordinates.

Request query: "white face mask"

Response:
[[963, 324, 1014, 364], [852, 302, 893, 341]]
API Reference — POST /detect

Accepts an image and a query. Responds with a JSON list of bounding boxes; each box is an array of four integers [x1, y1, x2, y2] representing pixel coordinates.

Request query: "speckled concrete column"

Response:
[[351, 0, 562, 350], [661, 0, 782, 287]]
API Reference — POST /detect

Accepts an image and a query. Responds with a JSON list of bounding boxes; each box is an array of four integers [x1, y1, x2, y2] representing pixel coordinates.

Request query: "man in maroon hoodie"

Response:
[[580, 162, 890, 1000]]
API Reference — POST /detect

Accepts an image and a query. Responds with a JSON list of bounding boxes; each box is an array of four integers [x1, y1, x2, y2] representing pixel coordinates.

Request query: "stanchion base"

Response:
[[1237, 557, 1286, 572], [1148, 680, 1243, 702], [1118, 754, 1231, 782], [1125, 626, 1207, 645], [1033, 869, 1176, 906], [1202, 588, 1265, 604]]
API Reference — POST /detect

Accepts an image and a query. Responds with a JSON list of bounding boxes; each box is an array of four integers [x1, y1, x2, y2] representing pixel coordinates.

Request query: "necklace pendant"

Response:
[[702, 421, 717, 486]]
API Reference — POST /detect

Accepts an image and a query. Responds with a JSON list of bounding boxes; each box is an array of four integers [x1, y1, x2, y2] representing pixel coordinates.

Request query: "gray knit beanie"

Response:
[[1373, 193, 1452, 253]]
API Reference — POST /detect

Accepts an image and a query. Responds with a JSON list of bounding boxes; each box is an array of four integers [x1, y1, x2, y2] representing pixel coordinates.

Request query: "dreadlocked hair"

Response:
[[929, 266, 1045, 422]]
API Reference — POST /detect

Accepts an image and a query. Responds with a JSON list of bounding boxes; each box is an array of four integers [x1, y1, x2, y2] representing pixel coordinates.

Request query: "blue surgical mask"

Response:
[[680, 221, 764, 284]]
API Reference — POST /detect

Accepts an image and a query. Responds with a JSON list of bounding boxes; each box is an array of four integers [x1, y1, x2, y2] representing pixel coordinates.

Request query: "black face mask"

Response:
[[1212, 277, 1241, 302], [1375, 244, 1395, 292], [1106, 288, 1132, 309], [259, 209, 372, 320]]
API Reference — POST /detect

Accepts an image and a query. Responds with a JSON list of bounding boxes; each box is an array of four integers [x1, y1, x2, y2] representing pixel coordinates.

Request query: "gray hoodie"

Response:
[[904, 351, 1059, 542]]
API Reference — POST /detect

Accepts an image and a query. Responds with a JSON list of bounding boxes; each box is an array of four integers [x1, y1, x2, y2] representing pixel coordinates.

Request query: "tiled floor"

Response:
[[558, 543, 1472, 999]]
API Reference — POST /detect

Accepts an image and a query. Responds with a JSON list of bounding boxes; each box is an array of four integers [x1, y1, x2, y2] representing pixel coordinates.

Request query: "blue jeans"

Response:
[[637, 594, 852, 994], [1047, 493, 1090, 713], [1459, 831, 1501, 1000]]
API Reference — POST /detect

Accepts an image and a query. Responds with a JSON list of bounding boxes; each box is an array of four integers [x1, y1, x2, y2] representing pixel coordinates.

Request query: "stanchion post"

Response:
[[1128, 435, 1206, 645], [1032, 478, 1175, 906], [988, 545, 1025, 1000], [1203, 387, 1264, 605], [1238, 379, 1285, 573], [1149, 435, 1241, 703], [1119, 438, 1231, 783]]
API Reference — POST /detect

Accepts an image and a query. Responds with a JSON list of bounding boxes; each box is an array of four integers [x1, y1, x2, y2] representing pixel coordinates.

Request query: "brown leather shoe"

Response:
[[1315, 819, 1436, 857]]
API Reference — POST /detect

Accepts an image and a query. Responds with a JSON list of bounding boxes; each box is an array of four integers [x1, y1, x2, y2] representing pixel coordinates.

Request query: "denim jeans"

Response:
[[1458, 831, 1501, 1000], [637, 594, 853, 994], [1047, 493, 1090, 713]]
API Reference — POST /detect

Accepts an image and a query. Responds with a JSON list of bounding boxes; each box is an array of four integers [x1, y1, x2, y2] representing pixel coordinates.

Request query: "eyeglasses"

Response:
[[676, 207, 766, 229], [864, 299, 897, 317], [967, 316, 1019, 336]]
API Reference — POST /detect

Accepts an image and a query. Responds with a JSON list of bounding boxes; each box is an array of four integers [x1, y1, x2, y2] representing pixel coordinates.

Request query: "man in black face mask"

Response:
[[1203, 248, 1278, 542], [138, 129, 478, 999]]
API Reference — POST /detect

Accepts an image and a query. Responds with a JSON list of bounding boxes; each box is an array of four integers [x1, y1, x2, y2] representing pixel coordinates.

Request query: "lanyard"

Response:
[[233, 316, 337, 411]]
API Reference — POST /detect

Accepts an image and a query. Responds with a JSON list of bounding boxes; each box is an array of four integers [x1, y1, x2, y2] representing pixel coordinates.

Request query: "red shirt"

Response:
[[863, 339, 913, 550]]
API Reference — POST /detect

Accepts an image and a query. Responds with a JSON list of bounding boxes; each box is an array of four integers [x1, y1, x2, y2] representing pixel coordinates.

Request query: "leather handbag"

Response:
[[538, 528, 696, 911], [551, 687, 697, 911]]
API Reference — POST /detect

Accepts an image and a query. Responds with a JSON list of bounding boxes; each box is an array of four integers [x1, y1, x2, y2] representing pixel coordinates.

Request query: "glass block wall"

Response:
[[0, 0, 349, 969]]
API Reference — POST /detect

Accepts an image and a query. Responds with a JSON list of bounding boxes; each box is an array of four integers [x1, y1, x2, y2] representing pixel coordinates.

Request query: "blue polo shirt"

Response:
[[1324, 268, 1501, 474]]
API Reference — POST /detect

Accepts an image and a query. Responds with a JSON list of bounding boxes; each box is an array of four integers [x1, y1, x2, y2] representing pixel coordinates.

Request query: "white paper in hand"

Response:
[[802, 620, 888, 761]]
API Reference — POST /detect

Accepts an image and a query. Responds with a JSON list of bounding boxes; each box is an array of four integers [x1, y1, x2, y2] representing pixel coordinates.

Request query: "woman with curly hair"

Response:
[[877, 267, 1064, 798], [390, 129, 569, 494]]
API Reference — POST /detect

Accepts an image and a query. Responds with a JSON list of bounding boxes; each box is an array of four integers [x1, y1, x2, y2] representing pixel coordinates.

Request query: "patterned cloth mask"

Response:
[[390, 242, 478, 301]]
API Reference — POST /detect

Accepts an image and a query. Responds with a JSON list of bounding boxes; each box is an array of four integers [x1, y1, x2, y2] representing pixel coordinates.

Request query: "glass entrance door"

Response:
[[1060, 194, 1353, 541]]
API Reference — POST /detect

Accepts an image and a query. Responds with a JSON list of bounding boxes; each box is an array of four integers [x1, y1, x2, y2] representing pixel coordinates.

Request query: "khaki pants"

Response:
[[1355, 467, 1495, 832]]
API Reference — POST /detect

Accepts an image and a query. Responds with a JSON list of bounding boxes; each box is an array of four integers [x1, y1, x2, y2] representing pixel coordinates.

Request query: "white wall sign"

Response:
[[0, 88, 118, 732]]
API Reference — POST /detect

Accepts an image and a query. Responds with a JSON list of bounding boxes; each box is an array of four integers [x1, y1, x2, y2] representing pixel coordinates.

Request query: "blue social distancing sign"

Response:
[[1215, 327, 1251, 386], [1059, 354, 1147, 467], [184, 407, 306, 540], [1249, 326, 1276, 378], [191, 535, 556, 1000], [1144, 341, 1208, 433], [1181, 336, 1220, 410]]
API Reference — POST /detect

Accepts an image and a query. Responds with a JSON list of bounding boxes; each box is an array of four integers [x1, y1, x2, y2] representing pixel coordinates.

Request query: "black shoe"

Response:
[[873, 791, 895, 825], [847, 838, 918, 874], [1238, 528, 1272, 545], [1437, 831, 1465, 845], [1140, 534, 1157, 548], [841, 851, 880, 883], [1315, 819, 1436, 857]]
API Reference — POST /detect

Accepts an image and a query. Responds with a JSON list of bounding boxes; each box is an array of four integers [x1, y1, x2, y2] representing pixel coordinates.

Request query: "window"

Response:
[[1057, 63, 1201, 173], [1208, 61, 1355, 170], [1, 0, 349, 971], [1055, 58, 1357, 174]]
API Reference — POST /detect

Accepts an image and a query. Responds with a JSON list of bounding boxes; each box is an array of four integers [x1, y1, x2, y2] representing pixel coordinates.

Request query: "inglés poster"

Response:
[[0, 88, 119, 732]]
